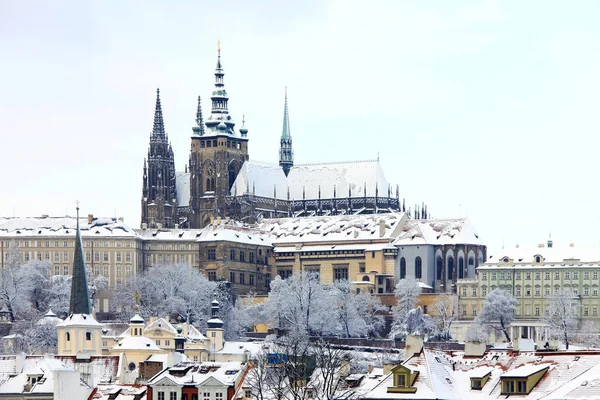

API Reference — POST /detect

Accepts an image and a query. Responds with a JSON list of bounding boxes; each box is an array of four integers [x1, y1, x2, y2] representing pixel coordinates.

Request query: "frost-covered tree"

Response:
[[431, 294, 458, 340], [0, 260, 51, 321], [263, 272, 333, 335], [573, 320, 600, 349], [543, 289, 579, 350], [355, 291, 387, 338], [464, 321, 489, 343], [110, 263, 219, 326], [45, 275, 71, 317], [389, 277, 421, 339], [476, 288, 517, 342]]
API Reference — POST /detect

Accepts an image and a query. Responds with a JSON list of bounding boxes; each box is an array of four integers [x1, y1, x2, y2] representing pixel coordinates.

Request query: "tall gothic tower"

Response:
[[141, 89, 178, 228], [279, 87, 293, 176], [189, 46, 249, 228]]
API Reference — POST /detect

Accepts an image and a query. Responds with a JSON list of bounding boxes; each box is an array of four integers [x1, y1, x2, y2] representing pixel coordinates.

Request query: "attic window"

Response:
[[435, 357, 441, 363], [502, 257, 509, 263], [535, 256, 542, 263]]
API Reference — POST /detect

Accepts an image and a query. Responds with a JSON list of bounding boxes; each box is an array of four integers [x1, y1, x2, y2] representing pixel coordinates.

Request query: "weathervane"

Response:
[[217, 39, 221, 56]]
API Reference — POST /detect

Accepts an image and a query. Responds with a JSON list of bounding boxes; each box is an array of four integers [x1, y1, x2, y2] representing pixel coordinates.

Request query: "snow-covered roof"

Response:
[[135, 228, 205, 241], [259, 213, 406, 245], [93, 384, 147, 400], [231, 161, 289, 199], [394, 218, 483, 246], [288, 160, 389, 200], [218, 341, 263, 357], [502, 362, 550, 377], [196, 221, 271, 246], [486, 246, 600, 264], [112, 336, 164, 352], [229, 160, 391, 201], [176, 172, 191, 207], [0, 216, 138, 238], [57, 313, 102, 327], [148, 361, 245, 387], [37, 309, 63, 326]]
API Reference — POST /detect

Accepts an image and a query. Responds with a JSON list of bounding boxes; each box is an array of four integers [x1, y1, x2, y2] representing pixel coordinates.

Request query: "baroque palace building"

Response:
[[141, 46, 412, 230]]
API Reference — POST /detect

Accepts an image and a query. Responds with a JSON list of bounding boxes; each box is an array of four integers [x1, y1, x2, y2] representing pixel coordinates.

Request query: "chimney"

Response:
[[405, 335, 424, 356], [174, 224, 179, 230], [353, 230, 359, 238], [157, 223, 163, 229], [515, 244, 519, 248], [379, 220, 386, 237], [87, 214, 94, 224], [538, 243, 545, 248], [141, 223, 148, 230], [367, 365, 374, 374], [118, 217, 124, 223], [570, 243, 575, 247], [464, 341, 487, 357]]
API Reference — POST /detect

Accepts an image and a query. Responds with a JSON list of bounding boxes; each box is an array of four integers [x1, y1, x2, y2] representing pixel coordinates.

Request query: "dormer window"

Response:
[[502, 257, 509, 263], [535, 256, 542, 263], [388, 365, 418, 394]]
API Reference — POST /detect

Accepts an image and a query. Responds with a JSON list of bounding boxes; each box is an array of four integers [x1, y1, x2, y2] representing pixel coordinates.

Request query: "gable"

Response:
[[152, 375, 180, 387], [197, 375, 226, 388]]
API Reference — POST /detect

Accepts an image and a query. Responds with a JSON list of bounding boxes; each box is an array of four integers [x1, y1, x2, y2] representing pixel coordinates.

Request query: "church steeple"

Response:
[[279, 87, 293, 176], [192, 96, 206, 136], [205, 41, 236, 135], [151, 88, 166, 140], [142, 88, 178, 229], [69, 205, 91, 315]]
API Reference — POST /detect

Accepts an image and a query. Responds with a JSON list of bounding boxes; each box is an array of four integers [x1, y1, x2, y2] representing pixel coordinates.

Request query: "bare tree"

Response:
[[543, 289, 579, 350], [312, 340, 348, 400], [431, 294, 458, 340]]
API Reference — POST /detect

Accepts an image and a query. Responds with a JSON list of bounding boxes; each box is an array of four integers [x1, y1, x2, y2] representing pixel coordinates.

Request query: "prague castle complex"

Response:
[[141, 47, 406, 230]]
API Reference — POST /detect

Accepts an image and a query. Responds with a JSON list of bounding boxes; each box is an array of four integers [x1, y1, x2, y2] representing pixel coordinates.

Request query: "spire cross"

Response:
[[217, 39, 221, 56]]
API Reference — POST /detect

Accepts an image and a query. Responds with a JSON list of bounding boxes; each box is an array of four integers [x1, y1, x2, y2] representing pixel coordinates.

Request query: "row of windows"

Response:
[[399, 257, 423, 279], [482, 270, 600, 281], [54, 264, 133, 277], [3, 240, 136, 248], [435, 256, 474, 280], [207, 248, 262, 264], [469, 285, 600, 298], [199, 138, 242, 149], [85, 251, 133, 262], [229, 271, 256, 286]]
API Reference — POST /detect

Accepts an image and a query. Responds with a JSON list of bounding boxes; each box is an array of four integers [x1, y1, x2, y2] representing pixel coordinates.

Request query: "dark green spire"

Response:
[[279, 87, 293, 176], [69, 205, 91, 315]]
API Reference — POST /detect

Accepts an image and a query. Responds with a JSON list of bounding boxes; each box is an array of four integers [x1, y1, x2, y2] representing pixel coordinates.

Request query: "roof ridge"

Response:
[[294, 159, 378, 167]]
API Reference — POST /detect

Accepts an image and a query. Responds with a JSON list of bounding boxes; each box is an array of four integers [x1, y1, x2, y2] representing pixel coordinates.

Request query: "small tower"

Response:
[[174, 323, 185, 354], [129, 313, 145, 337], [57, 204, 102, 356], [279, 87, 293, 176], [206, 299, 224, 356]]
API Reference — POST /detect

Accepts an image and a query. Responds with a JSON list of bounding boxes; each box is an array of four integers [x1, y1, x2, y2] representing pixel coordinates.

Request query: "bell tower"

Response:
[[189, 43, 249, 228]]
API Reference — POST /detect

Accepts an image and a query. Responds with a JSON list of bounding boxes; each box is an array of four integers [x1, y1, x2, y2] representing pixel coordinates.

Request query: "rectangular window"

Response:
[[103, 252, 108, 262], [334, 268, 348, 281], [86, 252, 91, 262], [535, 287, 540, 296], [278, 269, 292, 279], [230, 249, 235, 260], [63, 252, 68, 261], [125, 265, 132, 276], [54, 265, 60, 275], [584, 307, 589, 316], [535, 306, 540, 316], [170, 393, 177, 400], [566, 272, 570, 279], [54, 241, 59, 248], [158, 393, 165, 400], [585, 287, 589, 296], [462, 306, 467, 316], [63, 241, 68, 247], [230, 271, 235, 283], [103, 265, 109, 276], [204, 393, 210, 400], [595, 271, 599, 280], [249, 274, 255, 286], [594, 307, 598, 316], [491, 272, 496, 280], [165, 340, 170, 346], [526, 287, 531, 296], [526, 272, 531, 280], [207, 248, 216, 260], [156, 340, 161, 345], [545, 272, 550, 280], [574, 271, 579, 279], [116, 266, 122, 276], [462, 288, 467, 297], [594, 288, 599, 296], [240, 273, 245, 284], [54, 252, 59, 262], [516, 287, 521, 296], [472, 287, 477, 296], [63, 265, 69, 275], [525, 304, 531, 315], [359, 262, 366, 273], [240, 251, 245, 262], [215, 393, 223, 400], [481, 272, 487, 280], [126, 252, 131, 262], [556, 271, 560, 279], [472, 308, 477, 316], [535, 272, 540, 280], [545, 287, 550, 296], [482, 286, 487, 297], [94, 252, 100, 261], [45, 240, 50, 247], [208, 271, 216, 281], [585, 271, 590, 279], [515, 272, 521, 280], [507, 272, 512, 279], [249, 252, 255, 263], [517, 380, 527, 393], [499, 272, 504, 280], [116, 252, 122, 262]]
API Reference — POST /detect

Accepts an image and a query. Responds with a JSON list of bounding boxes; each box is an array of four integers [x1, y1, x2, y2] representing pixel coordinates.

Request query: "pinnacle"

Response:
[[68, 205, 91, 315], [152, 88, 166, 139]]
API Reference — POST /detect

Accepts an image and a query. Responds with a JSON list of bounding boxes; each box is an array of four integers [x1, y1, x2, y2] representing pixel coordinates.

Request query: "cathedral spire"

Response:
[[279, 87, 294, 176], [195, 96, 205, 136], [151, 88, 166, 140], [69, 204, 91, 315], [205, 41, 235, 135]]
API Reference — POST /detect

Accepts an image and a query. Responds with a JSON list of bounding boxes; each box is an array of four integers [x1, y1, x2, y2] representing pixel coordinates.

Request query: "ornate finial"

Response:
[[217, 39, 221, 56], [76, 200, 80, 214], [242, 114, 246, 126]]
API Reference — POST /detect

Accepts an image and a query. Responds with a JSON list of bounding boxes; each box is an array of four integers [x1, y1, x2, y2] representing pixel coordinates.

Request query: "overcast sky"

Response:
[[1, 1, 599, 254]]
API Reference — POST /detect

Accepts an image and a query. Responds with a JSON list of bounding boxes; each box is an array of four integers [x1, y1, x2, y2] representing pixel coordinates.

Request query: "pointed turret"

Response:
[[279, 87, 294, 176], [69, 205, 91, 315], [205, 42, 236, 135], [151, 88, 166, 140], [192, 96, 206, 136]]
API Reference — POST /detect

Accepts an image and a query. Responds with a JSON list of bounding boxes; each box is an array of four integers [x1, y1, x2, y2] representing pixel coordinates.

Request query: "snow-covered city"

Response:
[[2, 2, 600, 399]]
